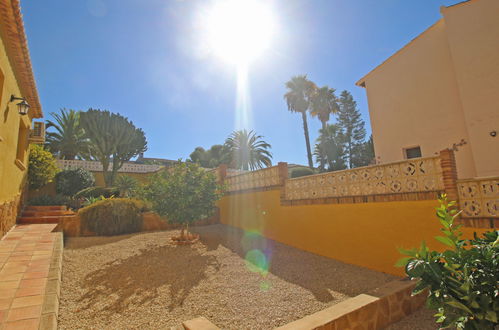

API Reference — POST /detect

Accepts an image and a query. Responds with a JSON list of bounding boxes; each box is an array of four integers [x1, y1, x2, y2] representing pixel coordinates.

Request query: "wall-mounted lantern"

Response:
[[10, 95, 30, 116]]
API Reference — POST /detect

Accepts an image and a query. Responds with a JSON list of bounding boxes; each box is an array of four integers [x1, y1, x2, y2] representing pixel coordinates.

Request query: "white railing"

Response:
[[457, 177, 498, 218], [56, 160, 162, 173], [284, 156, 444, 200]]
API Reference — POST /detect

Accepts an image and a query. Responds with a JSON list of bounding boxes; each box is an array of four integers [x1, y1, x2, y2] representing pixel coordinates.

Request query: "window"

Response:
[[404, 146, 422, 159]]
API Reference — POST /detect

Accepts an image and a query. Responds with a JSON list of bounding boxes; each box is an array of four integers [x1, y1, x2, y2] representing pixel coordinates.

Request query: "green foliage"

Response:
[[290, 167, 315, 178], [336, 90, 367, 168], [79, 198, 144, 236], [80, 109, 147, 187], [398, 195, 499, 330], [55, 168, 95, 197], [224, 129, 272, 170], [28, 194, 69, 206], [114, 175, 139, 198], [142, 161, 223, 227], [82, 195, 108, 207], [314, 124, 347, 172], [284, 75, 317, 168], [188, 144, 231, 168], [74, 186, 120, 199], [45, 109, 89, 160], [28, 144, 59, 189]]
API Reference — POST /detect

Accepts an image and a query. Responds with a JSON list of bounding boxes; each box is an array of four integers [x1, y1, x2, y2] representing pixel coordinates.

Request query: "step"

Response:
[[22, 210, 74, 217], [17, 215, 74, 224], [25, 205, 67, 211]]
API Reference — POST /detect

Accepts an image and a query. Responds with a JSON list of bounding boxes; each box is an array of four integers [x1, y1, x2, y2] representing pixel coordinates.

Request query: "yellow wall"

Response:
[[0, 32, 32, 203], [359, 0, 499, 179], [219, 189, 486, 276]]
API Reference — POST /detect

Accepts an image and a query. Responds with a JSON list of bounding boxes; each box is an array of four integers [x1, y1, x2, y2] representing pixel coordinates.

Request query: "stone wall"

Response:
[[0, 194, 21, 237]]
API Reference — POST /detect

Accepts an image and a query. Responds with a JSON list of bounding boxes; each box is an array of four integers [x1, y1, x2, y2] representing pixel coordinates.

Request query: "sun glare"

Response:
[[204, 0, 275, 65]]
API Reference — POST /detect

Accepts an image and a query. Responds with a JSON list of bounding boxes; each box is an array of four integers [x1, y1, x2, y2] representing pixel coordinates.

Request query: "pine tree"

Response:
[[337, 91, 366, 168], [354, 135, 375, 167]]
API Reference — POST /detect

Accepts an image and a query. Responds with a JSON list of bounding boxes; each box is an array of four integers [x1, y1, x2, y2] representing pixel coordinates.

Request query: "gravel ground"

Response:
[[60, 224, 397, 329], [386, 307, 439, 329]]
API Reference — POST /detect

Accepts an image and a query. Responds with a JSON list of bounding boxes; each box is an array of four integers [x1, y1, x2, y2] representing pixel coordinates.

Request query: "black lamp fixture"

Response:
[[10, 95, 30, 116]]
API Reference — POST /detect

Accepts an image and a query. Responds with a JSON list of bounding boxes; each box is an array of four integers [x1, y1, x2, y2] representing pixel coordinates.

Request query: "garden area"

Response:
[[59, 224, 396, 329]]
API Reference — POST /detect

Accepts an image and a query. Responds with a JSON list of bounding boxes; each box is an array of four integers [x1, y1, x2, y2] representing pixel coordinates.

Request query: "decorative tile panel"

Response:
[[56, 160, 161, 173], [457, 177, 499, 218], [284, 157, 444, 201], [225, 166, 281, 192]]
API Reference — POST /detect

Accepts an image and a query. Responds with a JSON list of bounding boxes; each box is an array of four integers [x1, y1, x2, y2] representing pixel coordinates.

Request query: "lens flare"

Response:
[[204, 0, 276, 65]]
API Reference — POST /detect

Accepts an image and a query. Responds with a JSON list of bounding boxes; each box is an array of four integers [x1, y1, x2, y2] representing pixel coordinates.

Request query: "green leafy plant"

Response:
[[28, 194, 69, 206], [28, 144, 59, 189], [55, 168, 95, 197], [82, 195, 108, 207], [79, 198, 144, 236], [114, 175, 139, 198], [142, 161, 223, 239], [397, 195, 499, 329], [74, 186, 119, 199]]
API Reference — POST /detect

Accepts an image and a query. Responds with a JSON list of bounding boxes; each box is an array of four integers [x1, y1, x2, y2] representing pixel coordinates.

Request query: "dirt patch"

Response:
[[60, 224, 396, 329]]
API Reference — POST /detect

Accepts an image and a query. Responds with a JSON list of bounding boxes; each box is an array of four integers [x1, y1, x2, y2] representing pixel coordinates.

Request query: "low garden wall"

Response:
[[58, 209, 220, 237]]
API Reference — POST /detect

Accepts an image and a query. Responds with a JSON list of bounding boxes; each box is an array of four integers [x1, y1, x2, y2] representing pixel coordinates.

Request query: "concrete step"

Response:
[[22, 210, 74, 217], [17, 215, 74, 224], [25, 205, 67, 211]]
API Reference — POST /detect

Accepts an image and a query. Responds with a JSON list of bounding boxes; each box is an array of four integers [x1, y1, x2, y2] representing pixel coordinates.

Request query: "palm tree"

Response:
[[224, 129, 272, 171], [284, 75, 316, 168], [45, 109, 88, 160], [310, 86, 339, 169], [314, 124, 346, 172], [310, 86, 339, 131]]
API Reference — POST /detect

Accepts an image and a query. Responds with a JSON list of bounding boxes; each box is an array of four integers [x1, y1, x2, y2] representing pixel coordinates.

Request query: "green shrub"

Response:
[[290, 167, 315, 178], [55, 168, 95, 197], [78, 198, 144, 236], [142, 162, 222, 231], [29, 194, 69, 206], [114, 175, 139, 197], [398, 195, 498, 329], [74, 186, 119, 199], [28, 144, 59, 189]]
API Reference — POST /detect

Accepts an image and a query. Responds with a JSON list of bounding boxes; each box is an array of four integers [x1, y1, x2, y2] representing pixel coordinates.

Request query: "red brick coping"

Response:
[[0, 224, 62, 330]]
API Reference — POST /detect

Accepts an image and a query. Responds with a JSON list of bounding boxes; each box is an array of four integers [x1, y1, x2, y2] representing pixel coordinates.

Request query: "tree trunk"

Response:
[[301, 111, 314, 168]]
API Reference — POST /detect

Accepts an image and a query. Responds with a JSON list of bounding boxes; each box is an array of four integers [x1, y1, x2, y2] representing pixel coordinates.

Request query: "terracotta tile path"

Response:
[[0, 224, 62, 330]]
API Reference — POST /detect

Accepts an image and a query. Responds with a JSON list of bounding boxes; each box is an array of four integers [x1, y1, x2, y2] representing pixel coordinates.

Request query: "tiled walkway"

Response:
[[0, 224, 62, 330]]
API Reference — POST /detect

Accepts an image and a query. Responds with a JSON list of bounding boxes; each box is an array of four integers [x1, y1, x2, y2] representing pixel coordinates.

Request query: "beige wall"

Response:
[[441, 0, 499, 178], [359, 0, 498, 179]]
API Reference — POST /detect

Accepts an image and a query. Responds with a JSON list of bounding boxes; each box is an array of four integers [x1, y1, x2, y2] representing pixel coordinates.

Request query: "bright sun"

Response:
[[204, 0, 276, 65]]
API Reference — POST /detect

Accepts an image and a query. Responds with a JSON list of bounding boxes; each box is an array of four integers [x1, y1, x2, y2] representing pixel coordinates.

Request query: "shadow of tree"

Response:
[[64, 233, 140, 250], [192, 225, 396, 303], [78, 244, 219, 314]]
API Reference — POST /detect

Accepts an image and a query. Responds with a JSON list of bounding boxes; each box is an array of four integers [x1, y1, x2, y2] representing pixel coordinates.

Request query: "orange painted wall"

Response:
[[219, 189, 486, 276]]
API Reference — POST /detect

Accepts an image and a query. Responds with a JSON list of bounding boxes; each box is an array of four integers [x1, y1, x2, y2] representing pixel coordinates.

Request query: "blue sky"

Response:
[[24, 0, 459, 165]]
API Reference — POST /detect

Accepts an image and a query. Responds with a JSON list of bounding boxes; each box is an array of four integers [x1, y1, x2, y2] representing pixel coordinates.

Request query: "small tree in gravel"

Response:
[[142, 161, 223, 242]]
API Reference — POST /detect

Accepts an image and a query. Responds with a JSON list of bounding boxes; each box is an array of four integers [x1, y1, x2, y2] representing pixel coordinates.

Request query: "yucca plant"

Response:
[[397, 195, 498, 329]]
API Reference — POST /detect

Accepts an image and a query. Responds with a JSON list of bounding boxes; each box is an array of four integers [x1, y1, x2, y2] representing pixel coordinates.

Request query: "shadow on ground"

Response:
[[78, 244, 219, 313], [192, 224, 396, 303]]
